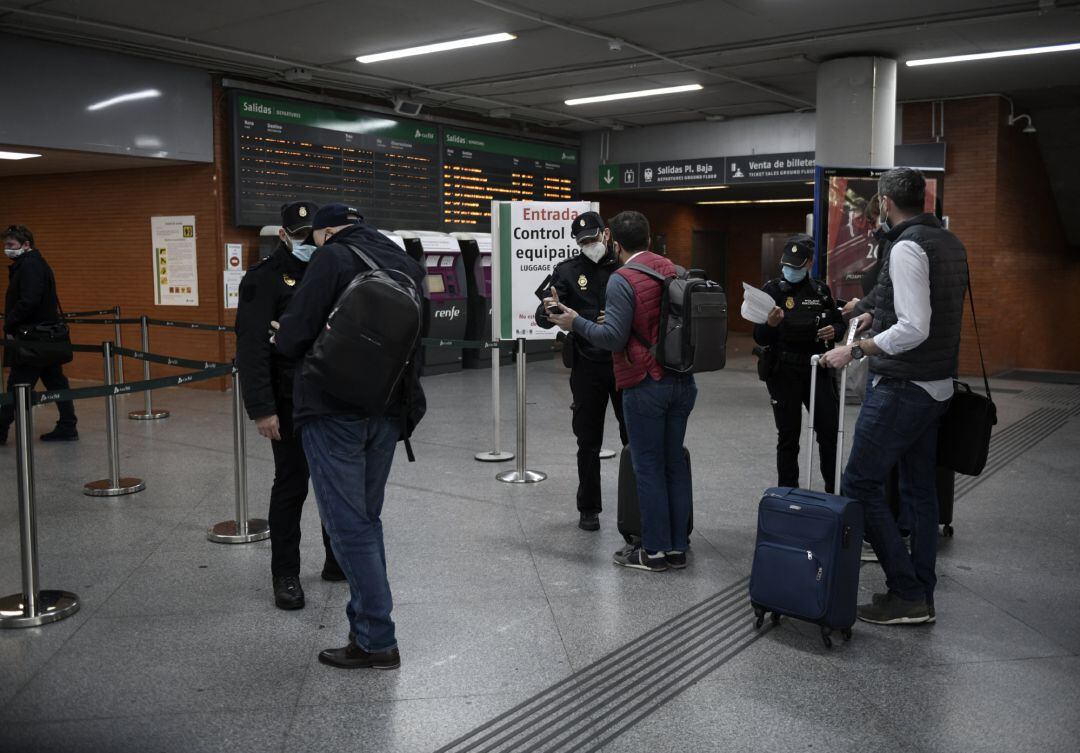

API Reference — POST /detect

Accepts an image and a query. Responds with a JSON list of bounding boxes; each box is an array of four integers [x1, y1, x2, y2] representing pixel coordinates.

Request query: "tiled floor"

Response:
[[1, 337, 1078, 752]]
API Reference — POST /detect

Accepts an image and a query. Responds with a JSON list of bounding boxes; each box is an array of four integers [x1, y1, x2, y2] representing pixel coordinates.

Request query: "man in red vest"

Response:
[[548, 211, 697, 572]]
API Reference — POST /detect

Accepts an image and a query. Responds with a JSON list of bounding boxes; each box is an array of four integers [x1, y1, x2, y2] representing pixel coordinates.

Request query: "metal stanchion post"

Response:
[[497, 338, 546, 484], [475, 342, 513, 463], [113, 305, 125, 384], [84, 342, 145, 497], [207, 371, 269, 543], [0, 384, 80, 628], [128, 316, 169, 420]]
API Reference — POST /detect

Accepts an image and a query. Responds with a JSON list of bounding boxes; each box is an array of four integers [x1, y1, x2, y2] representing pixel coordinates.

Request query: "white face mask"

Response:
[[4, 247, 25, 260], [580, 241, 606, 264], [290, 243, 316, 262]]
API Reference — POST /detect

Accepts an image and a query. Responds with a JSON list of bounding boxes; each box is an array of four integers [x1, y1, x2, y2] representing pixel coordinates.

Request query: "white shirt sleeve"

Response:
[[873, 240, 931, 356]]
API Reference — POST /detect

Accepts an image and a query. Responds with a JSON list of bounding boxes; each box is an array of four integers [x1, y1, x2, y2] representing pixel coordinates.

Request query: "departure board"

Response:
[[232, 92, 441, 229], [442, 129, 578, 230]]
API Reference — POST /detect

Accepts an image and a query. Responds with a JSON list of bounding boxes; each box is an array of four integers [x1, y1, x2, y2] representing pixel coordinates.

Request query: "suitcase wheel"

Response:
[[821, 626, 833, 649], [941, 524, 954, 538], [753, 604, 766, 630], [841, 628, 852, 642], [770, 612, 782, 626]]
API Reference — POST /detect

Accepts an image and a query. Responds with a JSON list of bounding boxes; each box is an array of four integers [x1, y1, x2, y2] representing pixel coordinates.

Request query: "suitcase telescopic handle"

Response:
[[805, 319, 861, 491]]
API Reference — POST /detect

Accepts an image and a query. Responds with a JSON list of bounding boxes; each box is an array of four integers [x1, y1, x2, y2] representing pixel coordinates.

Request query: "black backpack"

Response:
[[625, 264, 728, 374], [301, 243, 424, 420]]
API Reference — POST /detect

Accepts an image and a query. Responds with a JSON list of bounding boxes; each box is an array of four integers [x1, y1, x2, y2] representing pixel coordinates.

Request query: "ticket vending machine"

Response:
[[452, 232, 510, 369], [397, 231, 468, 375], [380, 229, 408, 254], [393, 229, 430, 265]]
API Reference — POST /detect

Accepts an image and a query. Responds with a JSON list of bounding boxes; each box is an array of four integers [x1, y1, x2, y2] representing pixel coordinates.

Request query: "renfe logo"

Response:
[[434, 306, 462, 320]]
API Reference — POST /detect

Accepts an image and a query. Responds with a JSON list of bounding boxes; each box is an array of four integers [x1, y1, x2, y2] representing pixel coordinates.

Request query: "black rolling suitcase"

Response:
[[617, 446, 693, 545], [886, 465, 956, 537]]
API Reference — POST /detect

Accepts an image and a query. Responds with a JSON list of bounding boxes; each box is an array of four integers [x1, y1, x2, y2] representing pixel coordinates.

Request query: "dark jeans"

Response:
[[302, 415, 399, 653], [841, 378, 951, 603], [267, 410, 338, 577], [0, 361, 77, 432], [622, 373, 697, 554], [766, 361, 838, 493], [570, 356, 628, 514]]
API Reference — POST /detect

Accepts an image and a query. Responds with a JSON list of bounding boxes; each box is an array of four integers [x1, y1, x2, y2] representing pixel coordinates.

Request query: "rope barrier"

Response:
[[145, 318, 233, 332], [62, 317, 143, 325], [32, 364, 234, 405]]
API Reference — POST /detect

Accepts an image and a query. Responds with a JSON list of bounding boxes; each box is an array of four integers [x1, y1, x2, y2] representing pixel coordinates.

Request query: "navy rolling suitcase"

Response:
[[749, 330, 865, 648]]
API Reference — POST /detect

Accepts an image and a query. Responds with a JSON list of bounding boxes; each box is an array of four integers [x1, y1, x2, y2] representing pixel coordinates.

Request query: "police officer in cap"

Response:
[[535, 211, 628, 531], [753, 234, 844, 492], [235, 201, 343, 610]]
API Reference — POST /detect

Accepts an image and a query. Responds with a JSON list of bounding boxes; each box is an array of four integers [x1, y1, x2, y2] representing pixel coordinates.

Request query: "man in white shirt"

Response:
[[821, 167, 968, 626]]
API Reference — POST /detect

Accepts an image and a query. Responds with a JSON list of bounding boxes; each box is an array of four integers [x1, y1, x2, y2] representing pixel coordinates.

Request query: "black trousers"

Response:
[[570, 356, 628, 514], [268, 405, 337, 577], [766, 362, 838, 493], [0, 361, 77, 432]]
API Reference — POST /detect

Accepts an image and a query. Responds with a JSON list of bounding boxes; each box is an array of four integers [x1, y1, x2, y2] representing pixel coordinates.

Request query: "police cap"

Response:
[[570, 211, 605, 242], [781, 234, 814, 267], [280, 201, 319, 234]]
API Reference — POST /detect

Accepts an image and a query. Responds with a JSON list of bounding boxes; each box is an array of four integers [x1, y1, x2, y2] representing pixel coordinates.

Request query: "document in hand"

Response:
[[740, 282, 776, 324]]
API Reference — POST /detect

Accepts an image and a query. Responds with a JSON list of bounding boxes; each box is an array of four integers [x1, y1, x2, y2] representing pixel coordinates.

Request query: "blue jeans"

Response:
[[302, 415, 400, 652], [841, 378, 950, 603], [622, 374, 697, 554]]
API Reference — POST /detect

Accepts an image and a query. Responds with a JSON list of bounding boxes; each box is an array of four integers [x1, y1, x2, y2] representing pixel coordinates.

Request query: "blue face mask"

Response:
[[291, 243, 316, 263], [782, 265, 808, 284]]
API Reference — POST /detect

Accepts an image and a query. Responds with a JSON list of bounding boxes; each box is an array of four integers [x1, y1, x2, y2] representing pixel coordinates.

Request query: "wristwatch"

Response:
[[850, 345, 866, 361]]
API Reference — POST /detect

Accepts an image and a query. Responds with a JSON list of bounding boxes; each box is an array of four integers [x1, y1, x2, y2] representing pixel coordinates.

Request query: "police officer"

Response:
[[535, 211, 628, 531], [753, 235, 843, 492], [235, 201, 341, 610]]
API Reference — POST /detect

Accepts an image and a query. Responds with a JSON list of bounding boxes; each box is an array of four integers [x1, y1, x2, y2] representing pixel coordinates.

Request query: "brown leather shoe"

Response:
[[318, 642, 400, 670]]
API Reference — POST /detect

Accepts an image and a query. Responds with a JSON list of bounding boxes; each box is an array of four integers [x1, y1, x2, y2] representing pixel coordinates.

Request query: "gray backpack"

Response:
[[625, 264, 728, 374]]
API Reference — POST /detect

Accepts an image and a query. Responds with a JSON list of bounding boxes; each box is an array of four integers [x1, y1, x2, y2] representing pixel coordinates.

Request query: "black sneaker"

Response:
[[318, 642, 400, 670], [40, 425, 78, 442], [858, 592, 930, 625], [578, 512, 600, 531], [273, 575, 305, 610], [321, 559, 346, 582], [613, 545, 667, 572], [665, 551, 687, 569]]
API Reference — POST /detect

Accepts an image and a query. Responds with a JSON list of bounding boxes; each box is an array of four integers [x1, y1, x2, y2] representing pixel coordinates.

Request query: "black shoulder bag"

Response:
[[937, 274, 997, 476], [14, 267, 73, 369]]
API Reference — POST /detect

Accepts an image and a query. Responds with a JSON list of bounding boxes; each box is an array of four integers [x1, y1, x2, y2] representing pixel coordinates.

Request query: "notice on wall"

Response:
[[492, 200, 593, 340], [225, 243, 243, 270], [223, 270, 245, 309], [151, 215, 199, 306]]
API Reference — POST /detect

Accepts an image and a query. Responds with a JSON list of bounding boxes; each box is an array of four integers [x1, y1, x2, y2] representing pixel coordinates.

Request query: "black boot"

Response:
[[318, 642, 400, 670], [321, 558, 346, 582], [272, 575, 305, 610], [40, 424, 78, 442]]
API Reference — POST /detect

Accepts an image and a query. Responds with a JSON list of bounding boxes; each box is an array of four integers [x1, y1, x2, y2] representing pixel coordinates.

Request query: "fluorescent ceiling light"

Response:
[[0, 150, 42, 160], [87, 89, 161, 111], [658, 185, 729, 192], [697, 198, 814, 206], [565, 84, 703, 106], [906, 41, 1080, 67], [357, 33, 516, 64]]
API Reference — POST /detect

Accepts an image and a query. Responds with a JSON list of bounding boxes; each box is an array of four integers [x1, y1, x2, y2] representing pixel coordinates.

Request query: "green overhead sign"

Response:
[[445, 129, 577, 164], [236, 94, 437, 144]]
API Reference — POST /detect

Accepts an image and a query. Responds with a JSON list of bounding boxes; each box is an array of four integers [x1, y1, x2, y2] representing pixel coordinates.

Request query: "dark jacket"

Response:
[[753, 275, 842, 357], [869, 214, 968, 381], [234, 242, 308, 422], [4, 248, 61, 336], [534, 250, 620, 362], [274, 222, 427, 431]]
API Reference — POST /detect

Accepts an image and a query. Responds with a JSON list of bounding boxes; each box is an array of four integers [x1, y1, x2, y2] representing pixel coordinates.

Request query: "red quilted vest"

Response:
[[613, 251, 676, 390]]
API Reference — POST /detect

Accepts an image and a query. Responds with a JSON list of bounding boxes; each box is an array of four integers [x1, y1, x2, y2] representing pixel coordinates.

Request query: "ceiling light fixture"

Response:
[[86, 89, 161, 111], [658, 185, 730, 192], [0, 150, 42, 160], [697, 198, 814, 206], [906, 41, 1080, 67], [565, 84, 703, 106], [357, 33, 516, 64]]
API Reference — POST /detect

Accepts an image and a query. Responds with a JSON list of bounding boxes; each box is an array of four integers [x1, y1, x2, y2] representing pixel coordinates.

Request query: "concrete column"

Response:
[[815, 57, 897, 168]]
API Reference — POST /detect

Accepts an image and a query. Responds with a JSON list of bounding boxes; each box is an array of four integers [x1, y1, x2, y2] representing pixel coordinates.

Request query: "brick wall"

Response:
[[903, 96, 1079, 374]]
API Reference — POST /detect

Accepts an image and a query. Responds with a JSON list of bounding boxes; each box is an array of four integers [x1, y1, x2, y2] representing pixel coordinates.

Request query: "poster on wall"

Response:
[[817, 169, 940, 304], [492, 200, 593, 340], [151, 215, 199, 306]]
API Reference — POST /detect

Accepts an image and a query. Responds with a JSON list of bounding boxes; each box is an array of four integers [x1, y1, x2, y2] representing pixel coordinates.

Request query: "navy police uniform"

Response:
[[753, 235, 843, 493], [234, 202, 339, 587], [535, 212, 628, 522]]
